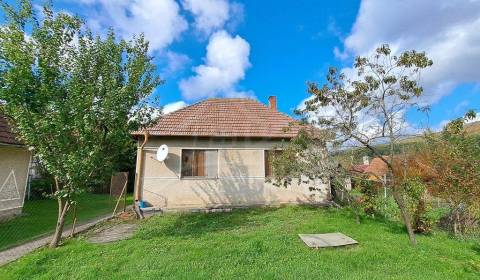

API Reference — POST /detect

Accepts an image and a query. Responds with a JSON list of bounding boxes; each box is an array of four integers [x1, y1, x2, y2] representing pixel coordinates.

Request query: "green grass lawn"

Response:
[[2, 206, 479, 279], [0, 193, 132, 251]]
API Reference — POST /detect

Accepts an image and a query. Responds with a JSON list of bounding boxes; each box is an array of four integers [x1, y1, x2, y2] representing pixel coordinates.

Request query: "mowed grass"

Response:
[[0, 194, 131, 251], [2, 206, 480, 279]]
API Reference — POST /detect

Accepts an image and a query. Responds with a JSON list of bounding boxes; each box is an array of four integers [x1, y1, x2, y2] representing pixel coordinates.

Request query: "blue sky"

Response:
[[5, 0, 480, 129]]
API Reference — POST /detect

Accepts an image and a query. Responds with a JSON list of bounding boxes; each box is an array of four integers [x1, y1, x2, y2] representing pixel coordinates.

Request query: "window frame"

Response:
[[180, 148, 219, 179]]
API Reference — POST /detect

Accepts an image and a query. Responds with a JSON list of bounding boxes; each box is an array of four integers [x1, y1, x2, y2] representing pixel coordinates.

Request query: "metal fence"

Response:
[[0, 173, 131, 265]]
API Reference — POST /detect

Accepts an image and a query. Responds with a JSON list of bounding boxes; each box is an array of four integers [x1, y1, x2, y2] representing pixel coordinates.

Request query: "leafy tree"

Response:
[[422, 112, 480, 235], [0, 1, 161, 247], [292, 44, 433, 245], [269, 129, 365, 223]]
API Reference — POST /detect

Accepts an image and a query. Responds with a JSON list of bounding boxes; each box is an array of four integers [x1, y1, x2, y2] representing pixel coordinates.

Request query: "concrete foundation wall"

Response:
[[136, 137, 330, 210], [0, 146, 30, 219]]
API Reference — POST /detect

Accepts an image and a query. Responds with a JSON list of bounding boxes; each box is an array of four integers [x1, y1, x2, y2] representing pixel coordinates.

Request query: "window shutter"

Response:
[[181, 149, 218, 178], [195, 150, 206, 177]]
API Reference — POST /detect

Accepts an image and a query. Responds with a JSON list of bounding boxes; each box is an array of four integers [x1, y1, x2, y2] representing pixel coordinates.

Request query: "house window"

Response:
[[181, 149, 218, 178], [264, 150, 282, 177]]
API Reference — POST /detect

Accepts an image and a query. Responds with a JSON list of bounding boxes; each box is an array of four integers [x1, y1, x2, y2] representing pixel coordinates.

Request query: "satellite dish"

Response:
[[156, 144, 169, 162]]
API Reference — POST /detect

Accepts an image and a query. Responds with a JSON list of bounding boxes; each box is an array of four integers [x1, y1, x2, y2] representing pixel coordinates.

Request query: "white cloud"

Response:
[[337, 0, 480, 104], [333, 46, 348, 60], [179, 30, 252, 100], [75, 0, 188, 52], [181, 0, 243, 36], [161, 51, 191, 77], [163, 101, 188, 114]]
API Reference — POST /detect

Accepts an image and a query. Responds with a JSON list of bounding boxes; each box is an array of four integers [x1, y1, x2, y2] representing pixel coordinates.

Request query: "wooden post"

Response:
[[123, 173, 128, 213], [112, 179, 128, 217], [70, 203, 77, 238]]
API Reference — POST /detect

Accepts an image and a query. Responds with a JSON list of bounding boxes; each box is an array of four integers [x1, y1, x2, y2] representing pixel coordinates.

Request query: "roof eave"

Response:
[[0, 142, 26, 148], [131, 132, 297, 139]]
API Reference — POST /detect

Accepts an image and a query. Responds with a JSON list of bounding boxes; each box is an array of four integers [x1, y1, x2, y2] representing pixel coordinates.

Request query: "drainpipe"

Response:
[[134, 131, 149, 204]]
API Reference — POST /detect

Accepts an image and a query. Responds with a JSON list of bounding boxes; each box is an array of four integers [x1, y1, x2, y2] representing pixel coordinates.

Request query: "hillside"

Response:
[[465, 120, 480, 135], [335, 121, 480, 163]]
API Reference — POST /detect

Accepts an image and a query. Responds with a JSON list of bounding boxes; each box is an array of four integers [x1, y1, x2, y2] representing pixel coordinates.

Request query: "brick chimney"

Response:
[[268, 96, 277, 111]]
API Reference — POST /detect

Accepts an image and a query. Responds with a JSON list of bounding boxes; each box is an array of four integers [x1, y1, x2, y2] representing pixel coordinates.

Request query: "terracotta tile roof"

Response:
[[351, 157, 388, 182], [364, 157, 388, 178], [134, 98, 306, 138], [0, 112, 23, 146], [351, 164, 368, 173]]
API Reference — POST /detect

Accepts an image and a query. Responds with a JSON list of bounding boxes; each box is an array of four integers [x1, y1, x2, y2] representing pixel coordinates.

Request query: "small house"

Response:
[[351, 156, 388, 183], [0, 113, 31, 220], [132, 97, 330, 212]]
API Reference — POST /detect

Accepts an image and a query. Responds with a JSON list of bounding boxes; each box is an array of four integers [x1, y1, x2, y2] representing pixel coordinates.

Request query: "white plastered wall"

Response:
[[0, 146, 31, 220], [136, 137, 330, 210]]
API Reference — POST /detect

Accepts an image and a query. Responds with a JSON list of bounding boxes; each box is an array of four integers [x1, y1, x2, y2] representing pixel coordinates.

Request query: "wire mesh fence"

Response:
[[0, 173, 131, 259]]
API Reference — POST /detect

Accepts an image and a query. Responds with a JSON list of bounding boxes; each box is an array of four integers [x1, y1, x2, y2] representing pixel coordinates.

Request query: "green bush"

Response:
[[373, 195, 399, 220], [29, 178, 54, 200], [412, 199, 436, 234], [402, 178, 440, 234], [357, 179, 378, 215]]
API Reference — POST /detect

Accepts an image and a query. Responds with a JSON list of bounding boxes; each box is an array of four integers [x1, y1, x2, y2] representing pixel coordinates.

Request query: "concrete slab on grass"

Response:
[[87, 223, 137, 244], [299, 233, 358, 248]]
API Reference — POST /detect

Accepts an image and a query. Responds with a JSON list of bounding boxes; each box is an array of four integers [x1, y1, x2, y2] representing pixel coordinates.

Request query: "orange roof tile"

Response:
[[134, 98, 306, 138], [364, 157, 388, 178], [351, 164, 368, 173]]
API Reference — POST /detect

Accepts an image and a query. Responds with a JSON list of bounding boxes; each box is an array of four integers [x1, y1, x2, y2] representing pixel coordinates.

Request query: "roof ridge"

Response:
[[253, 98, 299, 123]]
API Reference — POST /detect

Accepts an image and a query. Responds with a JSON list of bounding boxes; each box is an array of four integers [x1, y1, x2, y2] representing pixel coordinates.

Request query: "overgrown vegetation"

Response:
[[421, 113, 480, 235], [273, 44, 480, 243], [274, 44, 433, 245]]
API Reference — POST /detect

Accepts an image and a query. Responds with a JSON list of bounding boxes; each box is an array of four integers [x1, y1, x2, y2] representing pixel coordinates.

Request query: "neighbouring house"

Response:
[[132, 96, 330, 212], [0, 113, 31, 220], [351, 156, 388, 183]]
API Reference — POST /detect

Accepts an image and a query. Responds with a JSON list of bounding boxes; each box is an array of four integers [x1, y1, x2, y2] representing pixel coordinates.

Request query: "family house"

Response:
[[0, 113, 31, 220], [133, 97, 330, 211], [351, 156, 388, 183]]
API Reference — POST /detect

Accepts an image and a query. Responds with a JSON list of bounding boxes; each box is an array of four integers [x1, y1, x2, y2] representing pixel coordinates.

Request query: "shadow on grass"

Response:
[[471, 243, 480, 255], [310, 205, 408, 236], [380, 219, 408, 235], [137, 207, 282, 239]]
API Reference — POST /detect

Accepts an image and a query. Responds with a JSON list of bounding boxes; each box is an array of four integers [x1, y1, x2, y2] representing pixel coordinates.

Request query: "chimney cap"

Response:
[[268, 96, 277, 111]]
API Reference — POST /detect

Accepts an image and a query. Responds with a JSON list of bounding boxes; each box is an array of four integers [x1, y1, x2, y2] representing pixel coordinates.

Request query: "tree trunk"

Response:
[[49, 198, 69, 248], [70, 203, 77, 238], [49, 178, 70, 248], [392, 188, 417, 246], [453, 209, 459, 236]]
